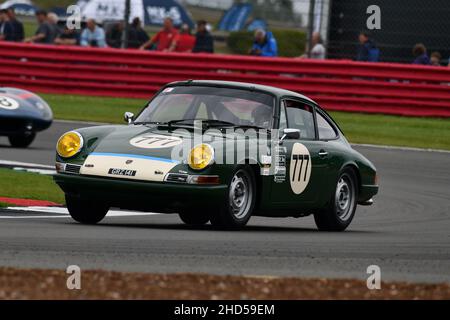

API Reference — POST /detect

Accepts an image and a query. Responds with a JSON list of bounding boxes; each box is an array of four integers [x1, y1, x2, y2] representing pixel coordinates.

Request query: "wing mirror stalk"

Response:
[[279, 128, 300, 144]]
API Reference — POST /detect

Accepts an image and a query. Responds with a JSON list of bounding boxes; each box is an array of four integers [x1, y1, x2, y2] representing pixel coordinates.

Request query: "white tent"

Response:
[[78, 0, 194, 27]]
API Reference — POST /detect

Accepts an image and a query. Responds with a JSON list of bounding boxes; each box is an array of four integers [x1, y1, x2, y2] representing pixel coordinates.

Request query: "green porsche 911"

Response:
[[53, 80, 378, 231]]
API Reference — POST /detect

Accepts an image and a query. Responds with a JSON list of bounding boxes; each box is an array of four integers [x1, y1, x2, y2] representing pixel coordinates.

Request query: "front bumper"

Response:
[[358, 184, 379, 204], [53, 173, 228, 212]]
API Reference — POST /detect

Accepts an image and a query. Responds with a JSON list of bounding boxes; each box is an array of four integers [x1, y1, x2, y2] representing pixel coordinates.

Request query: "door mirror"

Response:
[[280, 128, 300, 144], [124, 112, 134, 124]]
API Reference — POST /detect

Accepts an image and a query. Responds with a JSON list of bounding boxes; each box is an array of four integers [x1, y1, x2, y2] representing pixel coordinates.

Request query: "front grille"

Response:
[[65, 164, 81, 174], [165, 173, 188, 183]]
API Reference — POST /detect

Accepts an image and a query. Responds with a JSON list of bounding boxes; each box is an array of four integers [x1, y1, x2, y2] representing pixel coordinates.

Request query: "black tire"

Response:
[[210, 166, 256, 230], [66, 194, 109, 225], [178, 211, 210, 226], [314, 168, 358, 232], [8, 133, 36, 148]]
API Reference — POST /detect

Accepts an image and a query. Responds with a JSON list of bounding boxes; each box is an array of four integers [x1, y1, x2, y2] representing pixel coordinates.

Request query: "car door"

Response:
[[270, 99, 332, 209], [313, 108, 344, 205]]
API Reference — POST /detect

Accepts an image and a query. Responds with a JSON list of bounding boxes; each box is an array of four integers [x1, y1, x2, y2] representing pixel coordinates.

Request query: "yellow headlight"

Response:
[[56, 131, 83, 158], [188, 144, 214, 170]]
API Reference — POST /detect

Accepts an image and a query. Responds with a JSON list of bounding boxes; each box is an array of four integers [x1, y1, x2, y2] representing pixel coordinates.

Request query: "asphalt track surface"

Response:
[[0, 120, 449, 283]]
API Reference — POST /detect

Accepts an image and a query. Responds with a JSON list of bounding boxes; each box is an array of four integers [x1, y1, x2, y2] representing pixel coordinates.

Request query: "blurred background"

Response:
[[1, 0, 449, 64]]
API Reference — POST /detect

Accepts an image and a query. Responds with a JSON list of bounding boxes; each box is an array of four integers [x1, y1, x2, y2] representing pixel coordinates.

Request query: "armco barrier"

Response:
[[0, 42, 449, 117]]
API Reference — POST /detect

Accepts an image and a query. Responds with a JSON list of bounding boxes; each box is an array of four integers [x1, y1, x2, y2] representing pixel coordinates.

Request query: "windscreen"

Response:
[[135, 86, 275, 129]]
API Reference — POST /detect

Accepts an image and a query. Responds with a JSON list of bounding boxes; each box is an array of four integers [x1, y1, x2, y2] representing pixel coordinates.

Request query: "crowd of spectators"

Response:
[[1, 7, 449, 66], [0, 9, 214, 53], [355, 31, 448, 66]]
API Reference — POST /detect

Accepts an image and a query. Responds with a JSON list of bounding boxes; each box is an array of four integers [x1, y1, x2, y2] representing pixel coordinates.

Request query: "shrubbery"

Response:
[[227, 29, 307, 57]]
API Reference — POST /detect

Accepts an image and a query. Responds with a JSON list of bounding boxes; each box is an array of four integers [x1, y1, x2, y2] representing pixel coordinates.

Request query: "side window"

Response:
[[284, 100, 316, 139], [317, 112, 338, 140], [279, 104, 287, 131]]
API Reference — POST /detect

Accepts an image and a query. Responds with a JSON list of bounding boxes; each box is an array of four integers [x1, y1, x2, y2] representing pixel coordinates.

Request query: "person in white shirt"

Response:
[[310, 32, 325, 59], [300, 32, 326, 59]]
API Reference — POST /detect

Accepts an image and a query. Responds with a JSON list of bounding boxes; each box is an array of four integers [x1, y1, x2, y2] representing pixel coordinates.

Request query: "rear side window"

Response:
[[317, 112, 338, 140]]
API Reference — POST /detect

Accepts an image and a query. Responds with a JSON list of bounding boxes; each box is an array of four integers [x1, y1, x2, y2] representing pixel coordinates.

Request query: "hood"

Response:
[[78, 124, 270, 162], [0, 87, 53, 123], [74, 124, 269, 182]]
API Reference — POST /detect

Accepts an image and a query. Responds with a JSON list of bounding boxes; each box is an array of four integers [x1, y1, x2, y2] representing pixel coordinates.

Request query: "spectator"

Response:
[[54, 26, 80, 45], [169, 24, 195, 52], [192, 20, 214, 53], [24, 10, 56, 44], [107, 21, 124, 48], [412, 43, 430, 65], [47, 12, 62, 38], [128, 17, 149, 48], [356, 31, 379, 62], [139, 17, 177, 51], [301, 32, 325, 59], [7, 7, 24, 42], [430, 51, 442, 66], [80, 19, 107, 48], [249, 29, 278, 57], [0, 9, 14, 41]]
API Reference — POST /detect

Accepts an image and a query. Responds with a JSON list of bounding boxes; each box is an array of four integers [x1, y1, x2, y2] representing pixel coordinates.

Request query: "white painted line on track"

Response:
[[54, 119, 108, 126], [0, 160, 54, 169], [0, 206, 160, 219], [0, 215, 69, 219], [13, 168, 55, 175], [352, 143, 450, 154]]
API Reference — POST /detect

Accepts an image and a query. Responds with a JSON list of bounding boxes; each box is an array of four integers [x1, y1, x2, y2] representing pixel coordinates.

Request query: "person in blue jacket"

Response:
[[250, 29, 278, 57], [356, 31, 380, 62]]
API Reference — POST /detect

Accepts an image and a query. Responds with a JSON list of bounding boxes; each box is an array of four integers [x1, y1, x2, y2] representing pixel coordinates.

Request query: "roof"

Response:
[[166, 80, 316, 104]]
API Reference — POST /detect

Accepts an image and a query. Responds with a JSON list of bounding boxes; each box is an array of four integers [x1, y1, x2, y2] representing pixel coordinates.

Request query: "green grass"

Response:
[[40, 93, 147, 124], [330, 112, 450, 150], [0, 169, 64, 204]]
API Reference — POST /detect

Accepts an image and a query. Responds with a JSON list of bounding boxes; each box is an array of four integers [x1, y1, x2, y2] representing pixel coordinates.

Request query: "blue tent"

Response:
[[218, 3, 252, 31]]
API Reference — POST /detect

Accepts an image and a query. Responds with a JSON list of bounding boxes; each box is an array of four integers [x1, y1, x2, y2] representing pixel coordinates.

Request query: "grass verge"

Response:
[[41, 93, 147, 124], [40, 93, 450, 150], [0, 169, 64, 204], [330, 112, 450, 150]]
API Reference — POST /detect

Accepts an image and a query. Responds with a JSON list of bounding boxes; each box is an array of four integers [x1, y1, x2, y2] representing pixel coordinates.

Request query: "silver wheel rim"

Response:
[[229, 170, 252, 219], [335, 175, 354, 222]]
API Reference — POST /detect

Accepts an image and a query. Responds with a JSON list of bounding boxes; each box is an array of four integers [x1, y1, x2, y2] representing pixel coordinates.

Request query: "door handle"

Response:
[[318, 150, 328, 157]]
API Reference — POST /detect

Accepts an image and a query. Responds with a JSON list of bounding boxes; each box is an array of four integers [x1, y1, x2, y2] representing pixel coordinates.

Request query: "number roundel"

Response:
[[130, 134, 183, 149], [0, 96, 19, 110], [289, 143, 312, 195]]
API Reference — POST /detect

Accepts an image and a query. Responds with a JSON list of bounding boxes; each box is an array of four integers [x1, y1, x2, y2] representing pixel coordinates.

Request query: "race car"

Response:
[[53, 80, 378, 231], [0, 87, 53, 148]]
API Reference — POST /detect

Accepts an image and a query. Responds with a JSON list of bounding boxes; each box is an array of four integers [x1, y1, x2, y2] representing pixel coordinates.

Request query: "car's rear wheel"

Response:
[[8, 133, 36, 148], [210, 166, 256, 230], [179, 210, 210, 226], [314, 168, 358, 231], [66, 194, 109, 224]]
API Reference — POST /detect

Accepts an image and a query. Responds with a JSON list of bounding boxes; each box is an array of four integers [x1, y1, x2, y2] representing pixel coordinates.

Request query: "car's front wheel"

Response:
[[314, 168, 358, 231], [66, 194, 109, 224], [8, 133, 36, 148], [210, 166, 256, 230]]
